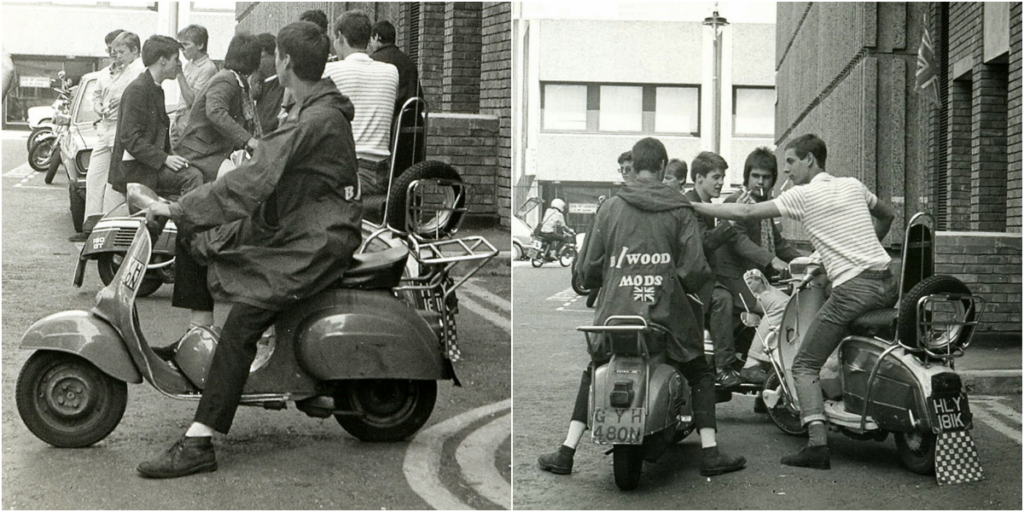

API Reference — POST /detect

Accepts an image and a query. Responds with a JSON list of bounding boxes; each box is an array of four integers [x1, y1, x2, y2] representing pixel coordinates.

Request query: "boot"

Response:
[[700, 446, 746, 476], [538, 445, 575, 475], [137, 435, 217, 478], [781, 445, 830, 470]]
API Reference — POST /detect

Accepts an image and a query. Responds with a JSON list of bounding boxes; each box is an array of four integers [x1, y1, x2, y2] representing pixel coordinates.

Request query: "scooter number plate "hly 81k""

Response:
[[932, 394, 971, 432], [592, 407, 644, 445]]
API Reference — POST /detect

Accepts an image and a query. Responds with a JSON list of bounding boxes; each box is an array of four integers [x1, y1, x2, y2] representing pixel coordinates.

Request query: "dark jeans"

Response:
[[539, 232, 564, 256], [128, 164, 203, 199], [357, 158, 389, 197], [171, 226, 214, 312], [792, 267, 898, 424], [709, 285, 736, 370], [194, 302, 279, 433], [571, 355, 716, 431]]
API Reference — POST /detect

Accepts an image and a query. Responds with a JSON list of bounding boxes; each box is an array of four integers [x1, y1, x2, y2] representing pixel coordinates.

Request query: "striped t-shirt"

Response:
[[773, 173, 890, 287], [323, 53, 399, 162]]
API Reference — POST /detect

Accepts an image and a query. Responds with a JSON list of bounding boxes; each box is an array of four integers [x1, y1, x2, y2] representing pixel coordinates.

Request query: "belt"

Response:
[[858, 266, 893, 279]]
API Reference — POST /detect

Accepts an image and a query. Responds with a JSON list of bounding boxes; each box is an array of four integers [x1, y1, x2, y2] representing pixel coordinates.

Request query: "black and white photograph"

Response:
[[511, 1, 1021, 508], [1, 1, 511, 509]]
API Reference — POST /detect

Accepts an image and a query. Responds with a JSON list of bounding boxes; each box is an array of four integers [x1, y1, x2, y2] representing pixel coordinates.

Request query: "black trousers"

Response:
[[570, 355, 716, 431], [171, 226, 214, 312], [194, 302, 279, 434]]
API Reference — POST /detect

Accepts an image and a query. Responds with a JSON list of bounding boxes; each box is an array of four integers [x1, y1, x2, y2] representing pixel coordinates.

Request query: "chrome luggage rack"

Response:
[[901, 293, 986, 361]]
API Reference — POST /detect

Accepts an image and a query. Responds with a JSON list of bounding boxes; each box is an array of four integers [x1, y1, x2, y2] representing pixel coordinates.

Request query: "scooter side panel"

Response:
[[840, 336, 937, 431], [294, 290, 450, 381], [20, 310, 143, 384]]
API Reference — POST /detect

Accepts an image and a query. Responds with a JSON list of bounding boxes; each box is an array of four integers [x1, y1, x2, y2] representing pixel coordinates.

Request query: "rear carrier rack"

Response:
[[903, 293, 985, 360], [405, 178, 469, 239]]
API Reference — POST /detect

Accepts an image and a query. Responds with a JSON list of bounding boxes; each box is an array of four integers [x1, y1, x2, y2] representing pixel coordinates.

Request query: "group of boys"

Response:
[[540, 134, 897, 475]]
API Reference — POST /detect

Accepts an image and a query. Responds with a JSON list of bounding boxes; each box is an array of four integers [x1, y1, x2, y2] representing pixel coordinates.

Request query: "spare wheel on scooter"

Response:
[[897, 275, 976, 352], [384, 161, 466, 239]]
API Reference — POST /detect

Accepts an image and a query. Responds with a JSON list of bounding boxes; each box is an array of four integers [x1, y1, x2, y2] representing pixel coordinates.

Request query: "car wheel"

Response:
[[512, 241, 523, 261], [68, 181, 85, 233], [96, 253, 163, 297]]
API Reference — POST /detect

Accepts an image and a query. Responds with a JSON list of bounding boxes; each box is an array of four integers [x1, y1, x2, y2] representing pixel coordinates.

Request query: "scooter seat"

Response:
[[336, 246, 409, 290], [849, 308, 897, 340]]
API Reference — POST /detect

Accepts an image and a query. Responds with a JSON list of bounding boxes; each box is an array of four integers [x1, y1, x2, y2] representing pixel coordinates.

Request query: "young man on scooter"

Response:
[[538, 137, 746, 478], [537, 198, 568, 260], [137, 21, 362, 478], [691, 134, 897, 470]]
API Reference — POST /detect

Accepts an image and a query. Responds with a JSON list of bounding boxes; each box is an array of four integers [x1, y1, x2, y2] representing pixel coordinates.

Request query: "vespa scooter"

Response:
[[16, 183, 496, 448], [758, 213, 985, 477], [580, 316, 695, 491]]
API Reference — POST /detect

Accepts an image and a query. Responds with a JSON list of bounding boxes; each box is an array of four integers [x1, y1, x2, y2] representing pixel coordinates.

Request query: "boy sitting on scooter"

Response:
[[691, 134, 897, 470], [538, 137, 746, 478], [138, 21, 363, 479]]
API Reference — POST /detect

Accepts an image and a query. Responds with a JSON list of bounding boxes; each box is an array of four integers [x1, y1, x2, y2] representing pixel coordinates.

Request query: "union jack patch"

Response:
[[633, 286, 655, 302]]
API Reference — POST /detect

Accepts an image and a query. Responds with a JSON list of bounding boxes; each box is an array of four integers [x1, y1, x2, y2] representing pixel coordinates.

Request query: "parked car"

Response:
[[58, 71, 101, 233], [27, 105, 54, 130], [511, 215, 531, 260]]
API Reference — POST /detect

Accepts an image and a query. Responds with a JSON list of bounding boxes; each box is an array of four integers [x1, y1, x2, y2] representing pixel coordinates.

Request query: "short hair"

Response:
[[690, 151, 728, 182], [177, 24, 209, 53], [140, 35, 180, 67], [785, 134, 828, 169], [223, 33, 262, 75], [299, 9, 329, 33], [276, 21, 330, 81], [617, 151, 632, 165], [113, 32, 141, 53], [334, 10, 372, 50], [666, 158, 688, 183], [256, 33, 277, 55], [371, 20, 397, 44], [743, 147, 778, 187], [631, 137, 668, 173], [104, 29, 125, 46]]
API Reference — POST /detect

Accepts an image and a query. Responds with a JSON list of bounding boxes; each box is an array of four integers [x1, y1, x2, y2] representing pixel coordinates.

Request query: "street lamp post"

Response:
[[703, 9, 729, 155]]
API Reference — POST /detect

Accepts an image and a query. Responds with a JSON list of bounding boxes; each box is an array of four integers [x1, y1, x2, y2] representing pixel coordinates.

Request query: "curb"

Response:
[[961, 370, 1022, 396], [452, 251, 511, 277]]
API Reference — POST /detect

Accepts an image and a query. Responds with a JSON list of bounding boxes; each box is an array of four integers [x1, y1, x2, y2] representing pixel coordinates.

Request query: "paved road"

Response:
[[1, 132, 511, 510], [512, 262, 1021, 509]]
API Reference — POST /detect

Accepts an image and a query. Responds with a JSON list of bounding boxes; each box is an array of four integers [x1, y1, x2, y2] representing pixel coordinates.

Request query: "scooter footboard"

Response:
[[20, 310, 142, 384], [295, 290, 452, 382]]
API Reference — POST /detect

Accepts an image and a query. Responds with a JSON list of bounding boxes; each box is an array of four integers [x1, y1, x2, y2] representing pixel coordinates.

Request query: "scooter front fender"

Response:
[[20, 310, 142, 384]]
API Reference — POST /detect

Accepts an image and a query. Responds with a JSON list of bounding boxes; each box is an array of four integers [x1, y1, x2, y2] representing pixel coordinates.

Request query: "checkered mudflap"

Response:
[[935, 430, 984, 485], [444, 306, 461, 362]]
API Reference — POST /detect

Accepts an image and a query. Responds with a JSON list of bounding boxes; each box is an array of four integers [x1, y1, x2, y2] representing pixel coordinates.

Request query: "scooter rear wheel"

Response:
[[763, 371, 807, 437], [334, 379, 437, 442], [612, 444, 644, 491], [16, 351, 127, 448], [559, 246, 575, 267], [895, 431, 937, 475]]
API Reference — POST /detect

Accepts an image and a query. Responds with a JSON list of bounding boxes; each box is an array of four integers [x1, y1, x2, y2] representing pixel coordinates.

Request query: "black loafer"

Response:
[[538, 445, 575, 475], [781, 445, 830, 470], [700, 446, 746, 476], [137, 436, 217, 478]]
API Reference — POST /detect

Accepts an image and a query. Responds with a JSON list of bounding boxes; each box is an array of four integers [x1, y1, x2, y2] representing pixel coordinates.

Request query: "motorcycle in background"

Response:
[[530, 228, 577, 268], [29, 72, 73, 177]]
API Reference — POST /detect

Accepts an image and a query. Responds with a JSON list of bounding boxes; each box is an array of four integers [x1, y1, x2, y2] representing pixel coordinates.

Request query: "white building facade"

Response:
[[513, 2, 777, 230]]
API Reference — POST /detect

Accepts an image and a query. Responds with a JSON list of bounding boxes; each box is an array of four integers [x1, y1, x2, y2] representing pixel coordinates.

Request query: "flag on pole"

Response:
[[916, 13, 941, 108]]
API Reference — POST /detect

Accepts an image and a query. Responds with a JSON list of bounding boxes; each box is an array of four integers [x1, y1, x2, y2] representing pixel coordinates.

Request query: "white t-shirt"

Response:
[[772, 173, 891, 287], [323, 53, 399, 162]]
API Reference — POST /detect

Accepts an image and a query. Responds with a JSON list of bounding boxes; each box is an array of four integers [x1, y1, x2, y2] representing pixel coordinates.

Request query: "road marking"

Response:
[[459, 295, 511, 334], [455, 411, 511, 508], [972, 407, 1022, 445], [461, 280, 511, 312], [4, 163, 36, 178], [973, 396, 1022, 424], [547, 287, 576, 302], [404, 399, 512, 510]]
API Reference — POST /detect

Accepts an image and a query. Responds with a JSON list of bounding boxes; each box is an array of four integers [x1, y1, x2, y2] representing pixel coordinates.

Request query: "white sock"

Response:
[[563, 420, 587, 450], [699, 427, 717, 448], [189, 310, 214, 329], [184, 422, 215, 438]]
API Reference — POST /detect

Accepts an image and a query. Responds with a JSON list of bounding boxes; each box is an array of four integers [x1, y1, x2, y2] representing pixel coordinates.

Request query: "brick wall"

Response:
[[442, 3, 482, 113], [1009, 3, 1022, 231], [426, 114, 500, 222], [971, 66, 1008, 231], [948, 78, 972, 230], [418, 2, 446, 106], [481, 2, 511, 227], [935, 233, 1022, 334]]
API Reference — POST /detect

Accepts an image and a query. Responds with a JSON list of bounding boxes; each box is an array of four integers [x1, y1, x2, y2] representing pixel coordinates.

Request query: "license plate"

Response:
[[592, 407, 644, 445], [531, 240, 542, 250], [932, 394, 971, 431]]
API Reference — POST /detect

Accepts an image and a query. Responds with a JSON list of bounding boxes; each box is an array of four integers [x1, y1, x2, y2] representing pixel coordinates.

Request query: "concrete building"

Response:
[[775, 2, 1021, 337], [2, 1, 236, 128], [513, 2, 778, 231], [234, 2, 512, 228]]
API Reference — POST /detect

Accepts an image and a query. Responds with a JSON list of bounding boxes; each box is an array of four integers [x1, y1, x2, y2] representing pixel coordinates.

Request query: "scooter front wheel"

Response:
[[763, 371, 807, 437], [895, 431, 937, 475], [16, 351, 127, 448], [613, 444, 644, 491], [334, 379, 437, 442]]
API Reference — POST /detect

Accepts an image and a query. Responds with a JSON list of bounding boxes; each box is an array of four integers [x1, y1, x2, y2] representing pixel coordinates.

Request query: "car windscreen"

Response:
[[75, 79, 100, 125]]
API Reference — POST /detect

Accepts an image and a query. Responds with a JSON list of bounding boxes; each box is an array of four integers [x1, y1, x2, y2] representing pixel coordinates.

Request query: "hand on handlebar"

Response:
[[147, 201, 171, 220]]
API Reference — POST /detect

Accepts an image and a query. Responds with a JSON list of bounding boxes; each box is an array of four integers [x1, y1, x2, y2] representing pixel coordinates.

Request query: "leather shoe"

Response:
[[700, 446, 746, 476], [781, 445, 830, 470], [716, 368, 742, 388], [137, 436, 217, 478], [538, 445, 575, 475], [67, 232, 89, 243], [740, 366, 768, 385]]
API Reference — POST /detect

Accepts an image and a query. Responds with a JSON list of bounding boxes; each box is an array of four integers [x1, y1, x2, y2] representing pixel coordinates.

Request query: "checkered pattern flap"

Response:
[[935, 430, 984, 485]]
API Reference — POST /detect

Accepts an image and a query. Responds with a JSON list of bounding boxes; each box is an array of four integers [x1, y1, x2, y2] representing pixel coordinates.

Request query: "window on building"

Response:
[[733, 86, 775, 136], [108, 1, 158, 9], [542, 84, 587, 131], [542, 82, 699, 136]]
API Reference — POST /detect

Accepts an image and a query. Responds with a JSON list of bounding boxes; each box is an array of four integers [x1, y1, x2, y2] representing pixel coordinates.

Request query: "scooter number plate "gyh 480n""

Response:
[[592, 407, 644, 445], [932, 394, 972, 432]]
